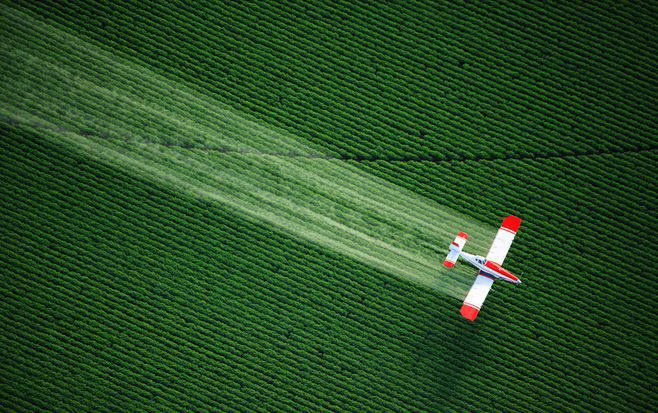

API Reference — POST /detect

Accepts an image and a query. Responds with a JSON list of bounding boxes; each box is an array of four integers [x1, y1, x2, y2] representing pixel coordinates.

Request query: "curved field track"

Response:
[[1, 1, 656, 412]]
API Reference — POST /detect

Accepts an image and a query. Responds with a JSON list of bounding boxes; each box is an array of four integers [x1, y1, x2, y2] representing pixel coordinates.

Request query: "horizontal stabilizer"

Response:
[[444, 232, 468, 268]]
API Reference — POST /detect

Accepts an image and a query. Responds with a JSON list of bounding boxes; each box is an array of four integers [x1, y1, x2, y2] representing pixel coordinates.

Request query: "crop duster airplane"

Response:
[[444, 216, 522, 321]]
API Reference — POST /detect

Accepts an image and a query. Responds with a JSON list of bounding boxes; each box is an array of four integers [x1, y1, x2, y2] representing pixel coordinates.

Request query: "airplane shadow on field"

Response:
[[410, 303, 483, 409]]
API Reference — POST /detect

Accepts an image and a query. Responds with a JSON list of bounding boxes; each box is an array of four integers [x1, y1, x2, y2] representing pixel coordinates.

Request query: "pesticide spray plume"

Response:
[[0, 5, 497, 299]]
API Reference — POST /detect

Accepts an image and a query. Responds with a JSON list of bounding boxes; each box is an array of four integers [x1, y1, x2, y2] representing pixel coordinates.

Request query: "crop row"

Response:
[[3, 29, 652, 314], [3, 1, 657, 410], [115, 0, 657, 141], [0, 141, 508, 406], [365, 156, 656, 327], [13, 1, 655, 164], [0, 125, 596, 408], [1, 134, 652, 412], [0, 130, 474, 408], [1, 120, 652, 410], [3, 55, 652, 364], [6, 116, 644, 358], [1, 24, 652, 398]]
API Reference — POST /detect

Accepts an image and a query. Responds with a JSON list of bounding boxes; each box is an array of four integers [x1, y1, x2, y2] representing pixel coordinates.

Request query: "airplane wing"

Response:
[[461, 216, 521, 320], [486, 216, 522, 265], [461, 273, 494, 320]]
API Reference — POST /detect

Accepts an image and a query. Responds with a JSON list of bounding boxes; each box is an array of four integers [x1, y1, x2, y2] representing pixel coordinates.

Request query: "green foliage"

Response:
[[1, 0, 657, 412]]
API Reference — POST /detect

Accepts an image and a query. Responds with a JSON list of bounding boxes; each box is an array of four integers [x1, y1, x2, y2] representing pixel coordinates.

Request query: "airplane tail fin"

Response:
[[444, 232, 468, 268]]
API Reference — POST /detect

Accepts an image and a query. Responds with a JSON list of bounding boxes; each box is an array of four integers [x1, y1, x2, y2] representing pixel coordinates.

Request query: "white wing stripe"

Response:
[[485, 229, 516, 265], [463, 274, 494, 309]]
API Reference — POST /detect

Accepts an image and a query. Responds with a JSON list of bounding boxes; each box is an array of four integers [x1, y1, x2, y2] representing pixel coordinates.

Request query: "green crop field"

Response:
[[1, 1, 656, 411]]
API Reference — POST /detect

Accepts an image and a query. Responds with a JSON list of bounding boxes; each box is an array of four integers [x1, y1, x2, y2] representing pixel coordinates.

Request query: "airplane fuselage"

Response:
[[444, 216, 523, 321], [459, 252, 521, 284]]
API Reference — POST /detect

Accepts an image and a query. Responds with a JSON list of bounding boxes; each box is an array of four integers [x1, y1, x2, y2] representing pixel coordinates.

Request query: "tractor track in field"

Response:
[[4, 113, 655, 164]]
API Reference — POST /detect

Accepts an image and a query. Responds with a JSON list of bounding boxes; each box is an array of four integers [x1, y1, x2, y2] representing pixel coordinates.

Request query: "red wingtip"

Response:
[[457, 231, 468, 239], [501, 216, 521, 233], [460, 304, 479, 320], [443, 260, 455, 268]]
